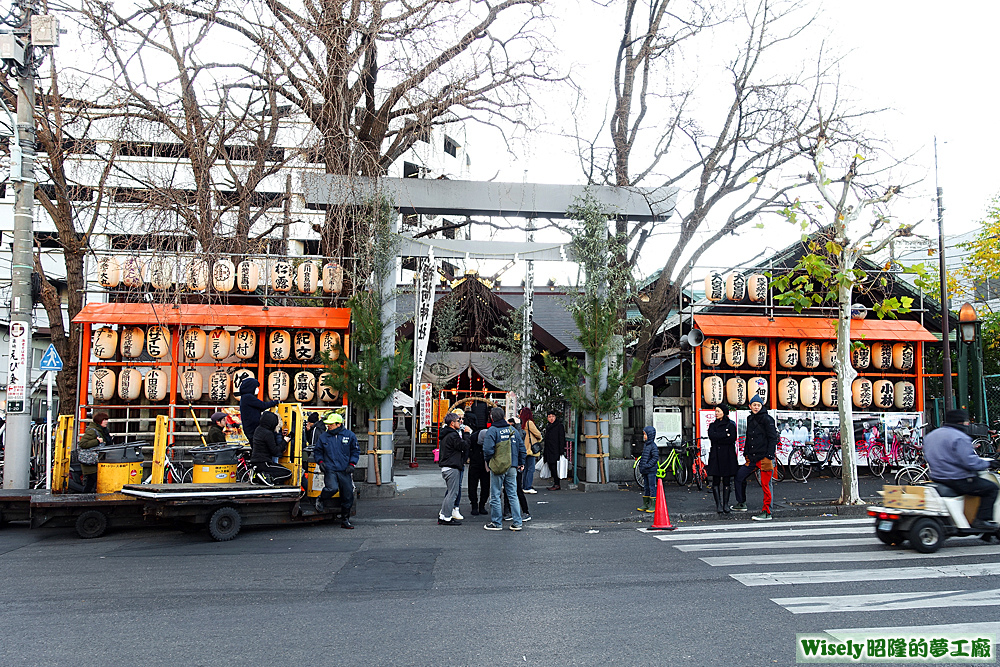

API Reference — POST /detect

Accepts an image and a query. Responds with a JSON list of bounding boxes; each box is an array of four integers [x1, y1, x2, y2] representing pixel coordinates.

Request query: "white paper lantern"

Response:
[[208, 370, 230, 402], [144, 368, 168, 401], [271, 261, 293, 293], [820, 342, 837, 369], [213, 259, 236, 292], [747, 274, 768, 302], [871, 342, 893, 370], [894, 381, 916, 409], [873, 379, 894, 409], [296, 261, 320, 293], [852, 378, 873, 408], [778, 377, 799, 407], [777, 340, 799, 368], [186, 259, 209, 291], [851, 344, 870, 369], [704, 272, 724, 302], [91, 367, 116, 401], [236, 260, 261, 292], [799, 377, 821, 408], [233, 329, 257, 360], [892, 343, 915, 371], [821, 378, 838, 408], [747, 377, 768, 403], [292, 371, 316, 403], [799, 341, 821, 369], [292, 330, 316, 362], [726, 377, 747, 405], [319, 331, 341, 361], [267, 371, 290, 402], [182, 328, 207, 361], [121, 256, 144, 288], [725, 273, 746, 301], [208, 328, 231, 361], [179, 369, 203, 401], [98, 256, 121, 288], [269, 329, 291, 361], [724, 338, 745, 367], [703, 376, 724, 405], [702, 338, 723, 367], [119, 326, 145, 359], [323, 263, 344, 294], [232, 368, 255, 393], [148, 257, 174, 290], [146, 325, 169, 359], [118, 368, 142, 401], [746, 340, 767, 368], [93, 327, 118, 360], [318, 373, 340, 403]]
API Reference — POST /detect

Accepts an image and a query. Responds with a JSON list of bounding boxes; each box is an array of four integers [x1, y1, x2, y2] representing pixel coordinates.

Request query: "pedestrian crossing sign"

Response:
[[40, 344, 63, 371]]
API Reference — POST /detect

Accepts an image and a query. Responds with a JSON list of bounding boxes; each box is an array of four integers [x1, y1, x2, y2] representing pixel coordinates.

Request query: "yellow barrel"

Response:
[[96, 461, 143, 493], [304, 461, 322, 498], [192, 463, 237, 484]]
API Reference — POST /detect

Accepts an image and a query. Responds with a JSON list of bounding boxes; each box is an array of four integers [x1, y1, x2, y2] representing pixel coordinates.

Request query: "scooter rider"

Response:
[[923, 408, 1000, 532]]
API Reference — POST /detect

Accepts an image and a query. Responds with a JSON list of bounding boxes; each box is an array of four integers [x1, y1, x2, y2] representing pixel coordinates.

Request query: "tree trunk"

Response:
[[835, 257, 862, 505]]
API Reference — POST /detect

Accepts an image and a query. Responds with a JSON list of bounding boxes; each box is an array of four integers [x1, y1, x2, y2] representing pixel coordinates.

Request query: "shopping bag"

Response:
[[432, 448, 440, 462], [557, 455, 569, 480], [538, 461, 551, 479]]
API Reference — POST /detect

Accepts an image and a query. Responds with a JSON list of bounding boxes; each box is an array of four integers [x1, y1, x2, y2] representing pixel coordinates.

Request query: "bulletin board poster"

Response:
[[654, 411, 683, 440]]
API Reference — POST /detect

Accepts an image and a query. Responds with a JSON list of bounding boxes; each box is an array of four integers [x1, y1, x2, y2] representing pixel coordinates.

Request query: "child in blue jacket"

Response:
[[637, 426, 659, 513]]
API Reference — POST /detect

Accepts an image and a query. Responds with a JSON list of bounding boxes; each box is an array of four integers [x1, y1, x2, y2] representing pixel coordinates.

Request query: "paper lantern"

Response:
[[186, 259, 209, 291], [271, 261, 293, 293], [892, 343, 915, 371], [267, 370, 290, 402], [894, 381, 916, 409], [746, 340, 767, 368], [93, 327, 118, 360], [799, 341, 821, 369], [208, 370, 231, 402], [232, 368, 255, 393], [871, 342, 893, 370], [777, 340, 799, 368], [703, 376, 724, 405], [91, 367, 116, 401], [799, 377, 821, 408], [208, 328, 231, 360], [726, 377, 747, 406], [146, 325, 169, 359], [179, 369, 203, 401], [821, 378, 838, 408], [747, 274, 768, 302], [119, 326, 145, 359], [233, 328, 257, 360], [292, 371, 316, 403], [725, 273, 746, 301], [777, 377, 799, 407], [98, 256, 121, 288], [292, 330, 316, 361], [296, 261, 320, 293], [704, 272, 724, 302], [121, 256, 144, 288], [851, 344, 870, 369], [852, 378, 873, 408], [702, 338, 723, 367], [319, 330, 341, 361], [236, 260, 261, 292], [144, 368, 168, 401], [724, 338, 745, 367], [182, 328, 207, 361], [323, 263, 343, 294], [213, 259, 236, 292], [820, 342, 836, 369], [318, 373, 340, 403], [873, 379, 894, 409], [118, 368, 142, 401], [269, 329, 291, 361], [148, 257, 173, 290], [747, 377, 768, 403]]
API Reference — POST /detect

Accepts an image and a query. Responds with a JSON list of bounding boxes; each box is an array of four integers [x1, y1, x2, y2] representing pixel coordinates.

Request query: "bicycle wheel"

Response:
[[788, 449, 811, 482], [181, 466, 193, 483], [899, 443, 920, 464], [772, 458, 785, 482], [673, 455, 689, 486], [828, 447, 842, 478], [633, 458, 644, 487], [868, 445, 887, 478], [974, 438, 996, 457], [895, 465, 929, 485], [692, 461, 703, 490]]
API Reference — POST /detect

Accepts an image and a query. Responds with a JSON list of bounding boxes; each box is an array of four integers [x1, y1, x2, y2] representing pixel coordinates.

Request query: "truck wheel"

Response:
[[76, 510, 108, 539], [908, 517, 944, 553], [876, 529, 904, 546], [208, 506, 241, 542]]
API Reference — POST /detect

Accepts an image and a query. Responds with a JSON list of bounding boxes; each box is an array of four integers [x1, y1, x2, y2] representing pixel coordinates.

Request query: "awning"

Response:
[[73, 303, 351, 329], [647, 356, 682, 384], [393, 390, 415, 409], [693, 315, 937, 342]]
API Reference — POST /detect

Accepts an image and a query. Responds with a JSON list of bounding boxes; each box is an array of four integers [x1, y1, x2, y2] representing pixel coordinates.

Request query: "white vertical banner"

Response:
[[413, 258, 436, 385], [6, 321, 29, 413], [506, 391, 518, 422]]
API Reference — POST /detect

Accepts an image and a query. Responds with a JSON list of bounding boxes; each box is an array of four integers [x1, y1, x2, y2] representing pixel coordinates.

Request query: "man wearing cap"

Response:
[[924, 409, 1000, 532], [313, 412, 360, 528], [303, 412, 321, 448], [733, 394, 778, 520], [206, 412, 228, 444], [437, 412, 470, 525]]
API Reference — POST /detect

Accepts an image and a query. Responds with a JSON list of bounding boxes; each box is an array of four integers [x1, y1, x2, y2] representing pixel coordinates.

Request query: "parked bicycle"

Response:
[[143, 448, 192, 484], [655, 435, 689, 486], [894, 462, 930, 485], [689, 438, 710, 490], [868, 426, 921, 478], [787, 440, 842, 482]]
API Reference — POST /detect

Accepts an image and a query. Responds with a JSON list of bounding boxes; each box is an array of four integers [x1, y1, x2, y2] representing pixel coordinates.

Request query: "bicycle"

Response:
[[973, 419, 1000, 457], [868, 427, 921, 478], [143, 450, 193, 484], [689, 438, 710, 490], [787, 440, 842, 482], [894, 463, 930, 485], [655, 436, 689, 486]]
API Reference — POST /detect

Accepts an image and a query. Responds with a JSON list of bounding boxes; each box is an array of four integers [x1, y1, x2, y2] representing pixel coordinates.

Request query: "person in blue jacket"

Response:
[[238, 377, 279, 441], [482, 407, 526, 531], [313, 412, 360, 528], [637, 426, 659, 513]]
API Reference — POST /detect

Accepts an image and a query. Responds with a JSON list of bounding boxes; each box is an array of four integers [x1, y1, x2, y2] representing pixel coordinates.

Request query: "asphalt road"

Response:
[[2, 491, 999, 667]]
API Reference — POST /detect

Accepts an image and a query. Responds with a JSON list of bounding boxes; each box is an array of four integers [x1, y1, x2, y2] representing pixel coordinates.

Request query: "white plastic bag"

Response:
[[557, 455, 569, 480], [538, 461, 551, 479]]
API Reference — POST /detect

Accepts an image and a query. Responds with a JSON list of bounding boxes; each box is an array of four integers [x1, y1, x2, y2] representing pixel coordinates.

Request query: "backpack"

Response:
[[488, 428, 513, 474]]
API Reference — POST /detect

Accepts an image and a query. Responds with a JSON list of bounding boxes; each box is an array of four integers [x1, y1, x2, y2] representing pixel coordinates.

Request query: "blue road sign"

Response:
[[39, 343, 63, 371]]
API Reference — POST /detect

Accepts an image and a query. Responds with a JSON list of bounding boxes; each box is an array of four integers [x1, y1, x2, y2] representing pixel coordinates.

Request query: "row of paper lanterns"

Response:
[[98, 256, 344, 294], [91, 366, 342, 404], [702, 375, 916, 410], [701, 338, 914, 371], [93, 326, 342, 362], [704, 272, 768, 303]]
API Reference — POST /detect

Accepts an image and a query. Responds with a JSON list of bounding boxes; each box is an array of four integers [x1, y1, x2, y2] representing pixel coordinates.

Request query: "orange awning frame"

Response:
[[693, 314, 938, 342], [72, 303, 351, 329]]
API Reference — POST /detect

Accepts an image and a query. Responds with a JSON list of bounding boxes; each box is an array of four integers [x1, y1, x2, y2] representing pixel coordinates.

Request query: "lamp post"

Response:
[[956, 303, 989, 424]]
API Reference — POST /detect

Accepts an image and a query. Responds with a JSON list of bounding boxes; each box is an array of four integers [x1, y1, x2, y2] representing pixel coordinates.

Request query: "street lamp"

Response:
[[959, 303, 979, 344]]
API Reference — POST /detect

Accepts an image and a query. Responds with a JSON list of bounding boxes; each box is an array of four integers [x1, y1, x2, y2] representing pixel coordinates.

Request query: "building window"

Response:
[[36, 183, 94, 202], [403, 161, 429, 179], [443, 136, 459, 158]]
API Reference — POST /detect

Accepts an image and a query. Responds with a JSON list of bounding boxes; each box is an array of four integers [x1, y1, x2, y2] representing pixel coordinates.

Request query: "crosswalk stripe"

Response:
[[654, 526, 865, 542], [675, 537, 876, 552], [775, 589, 1000, 614], [665, 517, 870, 533], [702, 543, 1000, 567], [825, 622, 1000, 640], [734, 562, 1000, 587]]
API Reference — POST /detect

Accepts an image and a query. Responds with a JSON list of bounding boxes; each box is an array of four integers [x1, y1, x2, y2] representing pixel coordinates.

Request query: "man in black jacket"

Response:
[[249, 411, 291, 484], [733, 394, 778, 520], [206, 412, 228, 444], [438, 412, 469, 525], [543, 410, 566, 490], [238, 378, 279, 441]]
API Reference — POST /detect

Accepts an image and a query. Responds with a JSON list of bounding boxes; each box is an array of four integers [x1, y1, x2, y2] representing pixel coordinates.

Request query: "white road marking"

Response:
[[702, 543, 1000, 566], [659, 517, 871, 533], [674, 537, 877, 552], [734, 562, 1000, 587], [825, 622, 1000, 641], [653, 526, 865, 542], [775, 589, 1000, 614]]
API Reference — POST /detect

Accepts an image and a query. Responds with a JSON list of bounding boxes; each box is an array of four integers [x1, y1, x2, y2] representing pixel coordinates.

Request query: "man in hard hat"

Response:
[[313, 412, 360, 528]]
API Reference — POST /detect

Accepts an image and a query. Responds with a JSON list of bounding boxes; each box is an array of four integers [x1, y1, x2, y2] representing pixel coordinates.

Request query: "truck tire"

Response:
[[208, 506, 241, 542], [908, 517, 944, 553], [76, 510, 108, 539]]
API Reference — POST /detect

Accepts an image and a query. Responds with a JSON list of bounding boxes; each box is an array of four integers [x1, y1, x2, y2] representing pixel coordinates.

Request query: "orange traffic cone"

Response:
[[649, 478, 676, 531]]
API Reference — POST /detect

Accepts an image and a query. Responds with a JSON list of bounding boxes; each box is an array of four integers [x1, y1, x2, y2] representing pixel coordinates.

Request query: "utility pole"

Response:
[[935, 137, 953, 411]]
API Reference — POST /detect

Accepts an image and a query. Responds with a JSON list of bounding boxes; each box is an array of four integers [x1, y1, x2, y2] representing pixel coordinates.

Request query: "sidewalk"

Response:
[[361, 463, 884, 525]]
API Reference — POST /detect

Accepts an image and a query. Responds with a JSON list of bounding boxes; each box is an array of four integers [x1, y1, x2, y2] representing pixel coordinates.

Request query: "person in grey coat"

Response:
[[437, 412, 470, 525]]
